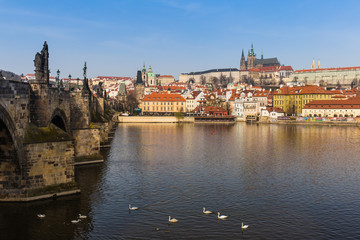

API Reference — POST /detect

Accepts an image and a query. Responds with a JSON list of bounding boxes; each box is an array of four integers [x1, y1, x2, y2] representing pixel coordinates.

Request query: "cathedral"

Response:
[[240, 44, 280, 70], [141, 64, 157, 86]]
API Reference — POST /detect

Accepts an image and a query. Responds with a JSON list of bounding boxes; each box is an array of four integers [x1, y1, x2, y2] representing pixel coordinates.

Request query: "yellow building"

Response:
[[273, 85, 334, 116], [140, 92, 186, 115]]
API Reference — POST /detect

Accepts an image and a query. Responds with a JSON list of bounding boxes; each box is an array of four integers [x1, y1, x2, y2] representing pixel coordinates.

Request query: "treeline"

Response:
[[0, 69, 21, 81]]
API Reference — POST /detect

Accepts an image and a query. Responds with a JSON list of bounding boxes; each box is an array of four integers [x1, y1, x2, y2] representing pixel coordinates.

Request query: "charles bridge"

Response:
[[0, 42, 119, 201]]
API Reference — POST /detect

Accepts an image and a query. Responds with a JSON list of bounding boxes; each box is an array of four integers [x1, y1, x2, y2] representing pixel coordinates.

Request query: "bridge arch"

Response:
[[50, 108, 68, 132], [0, 103, 22, 188]]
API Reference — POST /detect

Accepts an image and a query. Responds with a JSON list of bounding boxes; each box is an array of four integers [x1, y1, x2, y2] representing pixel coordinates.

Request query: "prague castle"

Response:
[[240, 44, 280, 70]]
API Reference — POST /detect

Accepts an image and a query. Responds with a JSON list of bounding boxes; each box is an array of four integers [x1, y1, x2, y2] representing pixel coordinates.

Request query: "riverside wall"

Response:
[[118, 116, 195, 123]]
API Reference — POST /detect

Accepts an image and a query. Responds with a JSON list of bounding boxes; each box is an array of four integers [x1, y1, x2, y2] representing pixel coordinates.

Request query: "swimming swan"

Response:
[[169, 216, 178, 223], [71, 219, 81, 223], [78, 214, 87, 219], [203, 207, 212, 214], [37, 214, 46, 218], [241, 222, 249, 230], [129, 204, 138, 210], [217, 212, 228, 219]]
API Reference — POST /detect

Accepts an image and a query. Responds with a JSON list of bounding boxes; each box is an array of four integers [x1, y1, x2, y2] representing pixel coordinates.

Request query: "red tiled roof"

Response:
[[266, 107, 285, 113], [97, 76, 132, 80], [304, 98, 360, 109], [158, 75, 174, 78], [295, 66, 360, 73], [142, 92, 185, 102], [273, 85, 333, 95]]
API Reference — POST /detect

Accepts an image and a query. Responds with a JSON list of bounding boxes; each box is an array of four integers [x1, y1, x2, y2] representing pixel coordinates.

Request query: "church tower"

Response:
[[141, 64, 148, 86], [240, 49, 247, 70], [247, 43, 256, 69], [311, 59, 316, 69], [317, 60, 321, 69]]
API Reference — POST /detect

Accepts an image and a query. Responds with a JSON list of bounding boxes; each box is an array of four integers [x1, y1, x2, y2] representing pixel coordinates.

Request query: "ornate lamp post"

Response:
[[68, 74, 71, 90]]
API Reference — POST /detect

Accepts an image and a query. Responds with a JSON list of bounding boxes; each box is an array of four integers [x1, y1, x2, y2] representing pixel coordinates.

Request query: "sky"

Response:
[[0, 0, 359, 79]]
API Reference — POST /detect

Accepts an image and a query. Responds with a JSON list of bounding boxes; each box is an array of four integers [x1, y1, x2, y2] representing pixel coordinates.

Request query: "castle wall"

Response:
[[179, 71, 240, 83]]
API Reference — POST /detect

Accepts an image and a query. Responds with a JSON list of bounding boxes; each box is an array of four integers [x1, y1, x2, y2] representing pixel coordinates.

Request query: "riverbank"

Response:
[[117, 116, 360, 126]]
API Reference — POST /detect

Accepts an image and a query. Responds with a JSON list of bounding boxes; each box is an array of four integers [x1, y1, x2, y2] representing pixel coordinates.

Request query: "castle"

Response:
[[240, 44, 280, 70]]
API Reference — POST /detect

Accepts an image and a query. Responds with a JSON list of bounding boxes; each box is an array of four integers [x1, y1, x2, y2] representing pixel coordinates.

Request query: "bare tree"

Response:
[[200, 75, 206, 85]]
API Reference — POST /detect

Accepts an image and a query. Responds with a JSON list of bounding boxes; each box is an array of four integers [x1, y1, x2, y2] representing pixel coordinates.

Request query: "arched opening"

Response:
[[339, 114, 343, 117], [309, 114, 312, 117], [0, 118, 20, 188], [314, 114, 318, 117], [345, 114, 349, 117], [334, 114, 338, 117], [51, 115, 66, 132]]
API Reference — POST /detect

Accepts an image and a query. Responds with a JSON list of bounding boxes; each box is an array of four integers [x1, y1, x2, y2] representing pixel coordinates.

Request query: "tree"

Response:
[[174, 112, 184, 122], [200, 75, 206, 85], [125, 92, 139, 114], [211, 77, 220, 89]]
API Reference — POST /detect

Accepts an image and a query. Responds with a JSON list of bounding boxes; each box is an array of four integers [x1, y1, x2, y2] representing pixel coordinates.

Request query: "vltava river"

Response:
[[2, 123, 360, 239]]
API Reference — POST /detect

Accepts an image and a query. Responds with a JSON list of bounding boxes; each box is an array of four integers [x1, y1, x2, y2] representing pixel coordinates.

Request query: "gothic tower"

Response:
[[247, 43, 256, 69], [240, 49, 247, 70], [311, 59, 316, 69]]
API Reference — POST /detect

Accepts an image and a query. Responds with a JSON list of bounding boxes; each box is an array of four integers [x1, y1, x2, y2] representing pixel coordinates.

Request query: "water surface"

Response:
[[1, 123, 360, 239]]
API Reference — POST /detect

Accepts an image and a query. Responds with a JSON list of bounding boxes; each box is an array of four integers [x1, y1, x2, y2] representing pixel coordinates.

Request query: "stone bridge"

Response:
[[0, 42, 115, 201]]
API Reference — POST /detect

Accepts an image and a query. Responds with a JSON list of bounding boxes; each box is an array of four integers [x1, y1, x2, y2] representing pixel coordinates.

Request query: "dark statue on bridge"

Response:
[[34, 41, 49, 84]]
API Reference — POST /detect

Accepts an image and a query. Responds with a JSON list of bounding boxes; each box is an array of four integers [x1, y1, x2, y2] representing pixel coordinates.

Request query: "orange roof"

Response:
[[142, 92, 185, 102], [273, 85, 333, 95], [304, 98, 360, 109], [266, 107, 285, 113], [295, 66, 360, 73], [253, 90, 270, 97]]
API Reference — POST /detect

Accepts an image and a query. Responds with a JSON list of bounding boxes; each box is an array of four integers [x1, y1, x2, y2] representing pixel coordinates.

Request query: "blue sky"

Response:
[[0, 0, 359, 79]]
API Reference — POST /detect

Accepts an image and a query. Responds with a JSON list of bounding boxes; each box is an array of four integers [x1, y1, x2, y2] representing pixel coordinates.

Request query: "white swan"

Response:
[[129, 204, 138, 210], [203, 207, 212, 214], [241, 222, 249, 230], [37, 214, 46, 218], [217, 212, 228, 219], [78, 214, 87, 219], [169, 216, 178, 223], [71, 219, 81, 224]]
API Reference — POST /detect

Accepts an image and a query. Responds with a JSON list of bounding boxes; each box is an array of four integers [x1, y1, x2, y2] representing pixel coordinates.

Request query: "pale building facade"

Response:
[[292, 66, 360, 87]]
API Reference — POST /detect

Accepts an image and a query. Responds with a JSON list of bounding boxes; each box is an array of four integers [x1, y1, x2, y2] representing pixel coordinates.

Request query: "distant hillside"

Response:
[[0, 69, 21, 81]]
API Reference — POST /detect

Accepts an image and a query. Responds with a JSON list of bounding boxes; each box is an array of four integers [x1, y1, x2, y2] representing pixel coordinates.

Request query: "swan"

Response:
[[129, 204, 138, 210], [71, 219, 81, 224], [241, 222, 249, 230], [217, 212, 228, 219], [203, 207, 212, 214], [169, 216, 178, 223], [78, 214, 87, 219], [37, 214, 46, 218]]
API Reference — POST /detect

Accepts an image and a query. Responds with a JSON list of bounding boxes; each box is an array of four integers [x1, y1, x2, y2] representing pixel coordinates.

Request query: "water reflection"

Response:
[[2, 123, 360, 239]]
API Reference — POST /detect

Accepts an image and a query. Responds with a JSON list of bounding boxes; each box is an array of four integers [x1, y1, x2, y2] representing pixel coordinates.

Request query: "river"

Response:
[[2, 123, 360, 239]]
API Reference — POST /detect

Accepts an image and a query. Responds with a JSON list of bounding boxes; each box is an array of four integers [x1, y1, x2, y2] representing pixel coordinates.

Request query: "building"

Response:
[[240, 44, 280, 70], [272, 85, 334, 116], [140, 92, 186, 115], [158, 75, 175, 85], [193, 105, 228, 116], [292, 66, 360, 88], [302, 98, 360, 117]]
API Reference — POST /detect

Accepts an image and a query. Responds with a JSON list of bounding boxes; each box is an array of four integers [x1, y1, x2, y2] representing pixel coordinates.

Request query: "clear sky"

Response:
[[0, 0, 359, 79]]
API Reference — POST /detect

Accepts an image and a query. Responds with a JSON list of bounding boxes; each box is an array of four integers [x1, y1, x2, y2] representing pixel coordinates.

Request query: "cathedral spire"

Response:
[[241, 49, 244, 57]]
